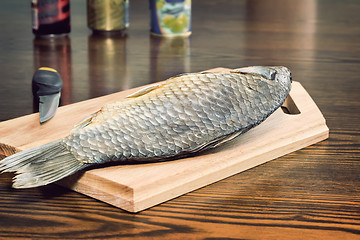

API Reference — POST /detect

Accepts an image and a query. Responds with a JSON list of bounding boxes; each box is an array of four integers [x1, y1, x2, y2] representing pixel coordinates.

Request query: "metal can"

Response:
[[149, 0, 191, 37], [31, 0, 71, 37], [87, 0, 129, 32]]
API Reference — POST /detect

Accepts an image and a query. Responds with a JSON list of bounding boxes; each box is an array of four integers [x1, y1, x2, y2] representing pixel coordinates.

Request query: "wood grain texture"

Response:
[[0, 0, 359, 239]]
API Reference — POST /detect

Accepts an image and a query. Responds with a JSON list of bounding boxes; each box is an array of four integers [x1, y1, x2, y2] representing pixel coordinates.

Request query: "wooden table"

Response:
[[0, 0, 359, 239]]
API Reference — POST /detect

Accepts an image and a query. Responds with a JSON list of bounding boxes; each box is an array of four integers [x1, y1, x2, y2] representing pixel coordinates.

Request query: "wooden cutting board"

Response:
[[0, 68, 329, 212]]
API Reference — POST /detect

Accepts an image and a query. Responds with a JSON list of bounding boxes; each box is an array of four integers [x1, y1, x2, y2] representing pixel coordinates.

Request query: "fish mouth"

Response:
[[273, 66, 292, 83]]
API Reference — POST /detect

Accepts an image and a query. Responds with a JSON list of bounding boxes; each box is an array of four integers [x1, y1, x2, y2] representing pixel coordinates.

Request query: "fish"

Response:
[[0, 66, 292, 188]]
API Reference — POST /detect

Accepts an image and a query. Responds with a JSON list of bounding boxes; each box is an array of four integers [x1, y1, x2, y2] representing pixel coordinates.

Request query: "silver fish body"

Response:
[[0, 66, 292, 188]]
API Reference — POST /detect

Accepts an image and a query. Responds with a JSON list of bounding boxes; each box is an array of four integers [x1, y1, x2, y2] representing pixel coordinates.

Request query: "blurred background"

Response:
[[0, 0, 357, 129]]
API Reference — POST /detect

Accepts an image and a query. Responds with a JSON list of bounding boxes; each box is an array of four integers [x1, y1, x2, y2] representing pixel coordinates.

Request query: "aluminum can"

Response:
[[87, 0, 129, 32], [31, 0, 71, 36], [149, 0, 191, 37]]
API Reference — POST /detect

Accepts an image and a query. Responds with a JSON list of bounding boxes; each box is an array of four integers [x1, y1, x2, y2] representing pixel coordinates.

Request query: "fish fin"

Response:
[[0, 140, 87, 188], [210, 131, 245, 148], [126, 83, 163, 98], [176, 73, 196, 77], [199, 71, 215, 74], [210, 125, 253, 148], [231, 66, 277, 80], [72, 111, 100, 132], [190, 126, 253, 153]]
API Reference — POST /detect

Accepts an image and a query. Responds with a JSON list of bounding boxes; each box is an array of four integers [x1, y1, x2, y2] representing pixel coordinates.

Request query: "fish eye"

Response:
[[270, 71, 276, 80]]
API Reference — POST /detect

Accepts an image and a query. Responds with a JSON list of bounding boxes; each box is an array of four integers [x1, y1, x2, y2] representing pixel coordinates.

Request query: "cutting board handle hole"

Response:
[[281, 95, 301, 115]]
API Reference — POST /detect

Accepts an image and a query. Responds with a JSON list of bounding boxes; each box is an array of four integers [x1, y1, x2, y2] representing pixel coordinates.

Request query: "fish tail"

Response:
[[0, 140, 86, 188]]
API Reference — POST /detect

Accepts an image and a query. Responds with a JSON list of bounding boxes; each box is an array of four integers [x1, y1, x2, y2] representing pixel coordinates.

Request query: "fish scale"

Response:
[[0, 66, 292, 188], [66, 71, 285, 164]]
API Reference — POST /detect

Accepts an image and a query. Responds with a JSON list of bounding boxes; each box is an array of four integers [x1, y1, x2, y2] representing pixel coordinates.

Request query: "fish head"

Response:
[[271, 66, 292, 84], [231, 66, 292, 86]]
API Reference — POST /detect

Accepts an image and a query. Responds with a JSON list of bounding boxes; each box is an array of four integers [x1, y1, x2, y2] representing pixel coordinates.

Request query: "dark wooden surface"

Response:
[[0, 0, 359, 239]]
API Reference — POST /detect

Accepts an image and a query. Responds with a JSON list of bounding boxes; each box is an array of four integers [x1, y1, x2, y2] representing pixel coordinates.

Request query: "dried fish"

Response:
[[0, 66, 292, 188]]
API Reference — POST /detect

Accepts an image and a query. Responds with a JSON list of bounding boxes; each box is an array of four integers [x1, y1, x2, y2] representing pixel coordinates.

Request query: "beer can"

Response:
[[87, 0, 129, 32], [149, 0, 192, 37], [31, 0, 71, 37]]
